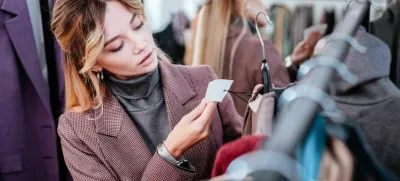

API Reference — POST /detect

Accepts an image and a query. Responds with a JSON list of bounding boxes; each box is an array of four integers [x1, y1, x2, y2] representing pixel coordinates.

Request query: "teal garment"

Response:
[[296, 115, 326, 181], [281, 8, 293, 59], [269, 5, 293, 60]]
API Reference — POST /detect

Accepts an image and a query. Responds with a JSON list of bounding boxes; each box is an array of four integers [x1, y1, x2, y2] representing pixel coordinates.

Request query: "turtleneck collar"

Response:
[[104, 66, 160, 100]]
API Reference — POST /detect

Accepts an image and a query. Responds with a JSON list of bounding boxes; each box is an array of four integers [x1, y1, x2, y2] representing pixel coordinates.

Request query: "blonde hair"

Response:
[[52, 0, 168, 113], [188, 0, 247, 77]]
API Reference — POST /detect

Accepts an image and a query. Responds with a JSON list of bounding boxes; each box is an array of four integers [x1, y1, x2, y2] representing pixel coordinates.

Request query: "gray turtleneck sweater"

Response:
[[105, 67, 169, 152]]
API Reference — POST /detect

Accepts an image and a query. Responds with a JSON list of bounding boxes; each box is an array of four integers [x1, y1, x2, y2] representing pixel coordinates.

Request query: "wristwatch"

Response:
[[157, 142, 193, 171], [285, 55, 299, 71]]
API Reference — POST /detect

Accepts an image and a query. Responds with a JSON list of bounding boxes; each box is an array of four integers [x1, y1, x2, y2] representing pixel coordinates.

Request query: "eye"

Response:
[[134, 21, 144, 30], [111, 41, 124, 53]]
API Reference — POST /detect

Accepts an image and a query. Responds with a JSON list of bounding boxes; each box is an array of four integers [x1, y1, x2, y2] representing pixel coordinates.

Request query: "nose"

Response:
[[131, 34, 147, 54]]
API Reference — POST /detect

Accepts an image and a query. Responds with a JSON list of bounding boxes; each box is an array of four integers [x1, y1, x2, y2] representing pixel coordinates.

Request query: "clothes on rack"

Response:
[[0, 0, 68, 180], [269, 5, 293, 60], [211, 135, 266, 177], [242, 83, 296, 136], [370, 1, 400, 88], [243, 85, 274, 136], [320, 8, 336, 36], [291, 6, 314, 51], [318, 138, 354, 181], [153, 12, 189, 65], [328, 27, 400, 178], [211, 135, 354, 181], [297, 115, 326, 181], [211, 113, 395, 181], [209, 3, 400, 181], [223, 24, 290, 116]]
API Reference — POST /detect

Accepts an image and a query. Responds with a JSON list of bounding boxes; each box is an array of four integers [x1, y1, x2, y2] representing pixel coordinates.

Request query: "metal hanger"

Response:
[[255, 12, 273, 93]]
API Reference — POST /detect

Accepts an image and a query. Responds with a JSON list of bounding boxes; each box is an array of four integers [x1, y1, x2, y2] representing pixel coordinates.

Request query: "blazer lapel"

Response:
[[95, 62, 214, 178], [159, 61, 216, 173], [1, 0, 52, 115], [95, 91, 153, 178], [159, 61, 196, 129]]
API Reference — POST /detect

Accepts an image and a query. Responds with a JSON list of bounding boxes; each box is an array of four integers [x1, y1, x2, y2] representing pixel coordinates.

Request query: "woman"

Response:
[[51, 0, 242, 180], [186, 0, 322, 116], [186, 0, 291, 116]]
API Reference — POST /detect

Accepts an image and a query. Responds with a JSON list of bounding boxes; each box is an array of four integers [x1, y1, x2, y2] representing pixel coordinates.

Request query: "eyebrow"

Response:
[[104, 14, 136, 47]]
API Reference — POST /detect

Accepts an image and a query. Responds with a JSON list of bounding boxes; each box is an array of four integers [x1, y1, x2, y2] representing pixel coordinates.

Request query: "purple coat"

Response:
[[0, 0, 66, 180]]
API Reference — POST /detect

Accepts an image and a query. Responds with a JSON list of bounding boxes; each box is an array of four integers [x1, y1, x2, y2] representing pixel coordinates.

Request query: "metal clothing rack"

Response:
[[254, 0, 371, 180]]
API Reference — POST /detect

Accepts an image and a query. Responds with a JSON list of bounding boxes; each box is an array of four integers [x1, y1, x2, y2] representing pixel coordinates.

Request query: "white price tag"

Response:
[[205, 79, 234, 103]]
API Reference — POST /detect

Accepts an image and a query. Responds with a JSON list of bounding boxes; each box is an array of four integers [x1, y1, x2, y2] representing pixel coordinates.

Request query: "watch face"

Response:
[[285, 56, 293, 68], [177, 159, 190, 167]]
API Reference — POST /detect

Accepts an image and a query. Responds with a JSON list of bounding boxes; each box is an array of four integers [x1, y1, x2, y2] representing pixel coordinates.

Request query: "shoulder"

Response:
[[178, 64, 215, 77], [228, 27, 276, 54], [163, 62, 217, 81], [162, 63, 218, 96], [231, 32, 283, 67], [58, 110, 97, 140], [230, 31, 281, 66]]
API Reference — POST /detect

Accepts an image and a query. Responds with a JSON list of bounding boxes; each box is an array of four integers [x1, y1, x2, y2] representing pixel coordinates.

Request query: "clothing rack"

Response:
[[254, 1, 371, 180]]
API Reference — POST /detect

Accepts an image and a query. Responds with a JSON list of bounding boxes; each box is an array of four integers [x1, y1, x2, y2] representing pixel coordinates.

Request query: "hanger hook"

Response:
[[347, 0, 375, 9], [255, 12, 273, 60]]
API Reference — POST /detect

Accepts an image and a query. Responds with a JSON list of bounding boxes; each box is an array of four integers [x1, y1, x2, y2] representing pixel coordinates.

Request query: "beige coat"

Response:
[[222, 25, 290, 116]]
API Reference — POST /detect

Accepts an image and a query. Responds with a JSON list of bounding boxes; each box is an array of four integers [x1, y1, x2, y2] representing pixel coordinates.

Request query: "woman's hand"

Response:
[[164, 99, 217, 159], [291, 31, 322, 66]]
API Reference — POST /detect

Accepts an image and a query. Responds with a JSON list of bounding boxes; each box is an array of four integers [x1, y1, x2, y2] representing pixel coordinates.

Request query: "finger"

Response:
[[204, 102, 218, 129], [184, 99, 207, 122], [195, 102, 217, 126], [204, 107, 216, 130], [310, 32, 322, 44], [309, 31, 320, 38]]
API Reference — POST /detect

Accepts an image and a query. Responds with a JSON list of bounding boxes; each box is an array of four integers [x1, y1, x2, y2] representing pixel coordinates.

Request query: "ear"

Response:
[[92, 65, 103, 72]]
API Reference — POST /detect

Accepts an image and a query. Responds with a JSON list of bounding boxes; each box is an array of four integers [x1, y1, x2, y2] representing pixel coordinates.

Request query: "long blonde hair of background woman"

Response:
[[187, 0, 247, 77], [51, 0, 169, 113]]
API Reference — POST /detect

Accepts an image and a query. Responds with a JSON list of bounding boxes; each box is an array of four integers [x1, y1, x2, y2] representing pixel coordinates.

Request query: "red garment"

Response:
[[211, 135, 267, 177]]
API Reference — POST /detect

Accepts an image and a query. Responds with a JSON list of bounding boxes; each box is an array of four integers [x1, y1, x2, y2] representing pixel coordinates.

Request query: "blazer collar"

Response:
[[94, 90, 126, 137], [158, 61, 196, 104], [1, 0, 23, 15], [2, 0, 53, 116], [1, 0, 55, 14], [95, 61, 196, 137]]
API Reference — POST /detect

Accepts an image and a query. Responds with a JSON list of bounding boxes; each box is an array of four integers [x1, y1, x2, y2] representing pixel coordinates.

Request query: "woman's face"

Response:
[[97, 1, 157, 79]]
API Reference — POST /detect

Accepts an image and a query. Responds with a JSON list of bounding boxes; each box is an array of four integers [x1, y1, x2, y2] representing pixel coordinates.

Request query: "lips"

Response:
[[138, 49, 152, 65]]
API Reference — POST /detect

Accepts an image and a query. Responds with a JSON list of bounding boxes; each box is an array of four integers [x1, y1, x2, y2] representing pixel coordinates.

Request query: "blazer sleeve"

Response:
[[58, 115, 195, 181], [58, 115, 117, 181], [205, 66, 243, 143]]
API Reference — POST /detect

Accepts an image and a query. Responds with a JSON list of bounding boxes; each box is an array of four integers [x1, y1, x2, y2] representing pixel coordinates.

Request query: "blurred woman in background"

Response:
[[186, 0, 290, 116]]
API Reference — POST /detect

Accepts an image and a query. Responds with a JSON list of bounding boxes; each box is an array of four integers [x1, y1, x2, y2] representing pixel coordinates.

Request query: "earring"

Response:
[[96, 71, 104, 82]]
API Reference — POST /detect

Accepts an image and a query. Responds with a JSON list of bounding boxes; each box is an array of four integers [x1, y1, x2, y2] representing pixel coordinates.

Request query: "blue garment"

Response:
[[297, 115, 326, 181]]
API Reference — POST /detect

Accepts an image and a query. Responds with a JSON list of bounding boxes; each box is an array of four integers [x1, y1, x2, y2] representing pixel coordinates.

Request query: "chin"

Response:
[[142, 56, 158, 73]]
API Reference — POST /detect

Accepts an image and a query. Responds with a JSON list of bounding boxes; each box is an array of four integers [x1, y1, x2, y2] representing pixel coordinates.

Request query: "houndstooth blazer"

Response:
[[57, 61, 243, 181]]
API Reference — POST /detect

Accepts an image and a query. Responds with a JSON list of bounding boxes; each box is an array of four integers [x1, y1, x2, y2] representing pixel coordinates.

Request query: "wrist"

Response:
[[285, 55, 294, 67], [164, 140, 182, 159]]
